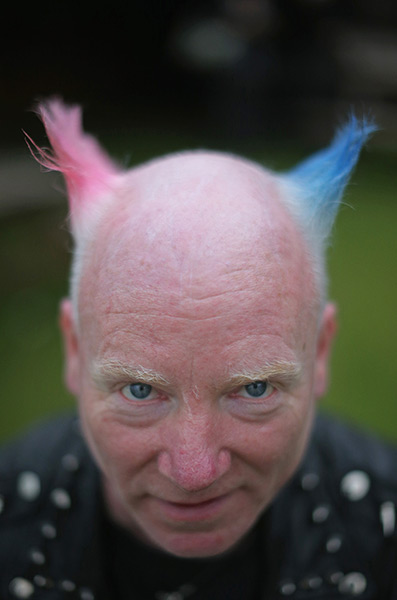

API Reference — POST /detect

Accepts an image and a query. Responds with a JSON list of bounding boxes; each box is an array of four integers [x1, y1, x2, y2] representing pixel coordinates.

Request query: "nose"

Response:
[[157, 409, 231, 493]]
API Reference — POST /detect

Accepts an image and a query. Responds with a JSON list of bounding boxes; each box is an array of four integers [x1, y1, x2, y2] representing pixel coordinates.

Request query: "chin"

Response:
[[145, 525, 252, 558]]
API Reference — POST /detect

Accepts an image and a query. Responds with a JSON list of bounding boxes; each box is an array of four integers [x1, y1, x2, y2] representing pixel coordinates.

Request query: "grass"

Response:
[[0, 136, 396, 443]]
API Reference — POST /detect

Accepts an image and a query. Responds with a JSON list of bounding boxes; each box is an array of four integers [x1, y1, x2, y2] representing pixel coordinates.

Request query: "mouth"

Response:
[[154, 493, 231, 523]]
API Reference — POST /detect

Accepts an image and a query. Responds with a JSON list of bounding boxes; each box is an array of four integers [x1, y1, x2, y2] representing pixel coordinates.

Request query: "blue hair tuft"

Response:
[[286, 115, 377, 239]]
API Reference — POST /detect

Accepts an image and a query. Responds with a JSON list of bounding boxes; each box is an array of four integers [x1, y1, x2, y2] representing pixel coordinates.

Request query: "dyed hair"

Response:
[[282, 115, 376, 307], [27, 98, 375, 319]]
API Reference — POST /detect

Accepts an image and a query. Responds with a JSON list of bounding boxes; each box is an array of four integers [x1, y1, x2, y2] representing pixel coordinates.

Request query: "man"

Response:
[[1, 100, 396, 599]]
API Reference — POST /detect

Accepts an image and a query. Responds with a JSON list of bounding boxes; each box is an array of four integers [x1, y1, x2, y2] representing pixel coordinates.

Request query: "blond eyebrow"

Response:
[[228, 361, 302, 387], [91, 359, 169, 390], [91, 359, 301, 392]]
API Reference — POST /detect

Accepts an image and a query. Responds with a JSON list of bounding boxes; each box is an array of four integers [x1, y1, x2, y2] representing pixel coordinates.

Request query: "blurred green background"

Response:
[[0, 132, 396, 443], [1, 1, 396, 442]]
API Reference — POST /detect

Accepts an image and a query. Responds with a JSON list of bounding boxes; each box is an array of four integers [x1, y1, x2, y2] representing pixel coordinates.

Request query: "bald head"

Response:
[[77, 151, 314, 334], [89, 151, 304, 278]]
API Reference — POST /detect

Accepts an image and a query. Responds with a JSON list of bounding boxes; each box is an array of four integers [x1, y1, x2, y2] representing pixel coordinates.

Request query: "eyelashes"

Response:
[[119, 380, 276, 406]]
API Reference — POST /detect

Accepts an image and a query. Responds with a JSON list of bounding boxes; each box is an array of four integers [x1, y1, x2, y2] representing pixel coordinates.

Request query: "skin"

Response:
[[60, 152, 337, 558]]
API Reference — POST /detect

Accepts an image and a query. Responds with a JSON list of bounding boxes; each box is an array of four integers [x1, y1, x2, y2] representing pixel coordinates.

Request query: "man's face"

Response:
[[61, 155, 335, 557]]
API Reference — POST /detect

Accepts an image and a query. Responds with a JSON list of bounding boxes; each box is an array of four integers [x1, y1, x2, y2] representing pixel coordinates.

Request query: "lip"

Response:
[[153, 493, 231, 522]]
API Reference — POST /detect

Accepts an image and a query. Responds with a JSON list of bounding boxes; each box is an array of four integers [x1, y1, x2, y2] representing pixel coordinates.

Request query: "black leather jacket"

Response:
[[1, 414, 397, 599]]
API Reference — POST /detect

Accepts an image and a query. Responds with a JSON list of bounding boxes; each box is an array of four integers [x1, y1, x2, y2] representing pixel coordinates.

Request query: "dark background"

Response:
[[0, 0, 396, 441], [2, 0, 397, 149]]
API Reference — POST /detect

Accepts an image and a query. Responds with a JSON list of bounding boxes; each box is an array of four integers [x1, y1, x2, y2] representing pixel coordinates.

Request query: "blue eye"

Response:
[[121, 383, 153, 401], [130, 383, 152, 399], [244, 381, 271, 398]]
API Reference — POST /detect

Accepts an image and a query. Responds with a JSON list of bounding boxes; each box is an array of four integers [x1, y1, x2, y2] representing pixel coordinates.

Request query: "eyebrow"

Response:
[[91, 359, 170, 390], [91, 358, 302, 391], [227, 361, 302, 388]]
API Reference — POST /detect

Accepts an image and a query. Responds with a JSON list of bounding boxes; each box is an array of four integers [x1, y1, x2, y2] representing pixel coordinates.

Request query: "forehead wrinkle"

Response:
[[88, 244, 300, 327], [102, 295, 273, 323]]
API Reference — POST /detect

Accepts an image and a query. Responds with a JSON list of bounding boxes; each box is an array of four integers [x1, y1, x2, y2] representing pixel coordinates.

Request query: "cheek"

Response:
[[77, 390, 157, 482], [246, 395, 315, 487]]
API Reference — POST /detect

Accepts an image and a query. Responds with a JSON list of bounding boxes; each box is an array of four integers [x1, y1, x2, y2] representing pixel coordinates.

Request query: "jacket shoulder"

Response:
[[267, 415, 397, 599], [0, 414, 82, 525], [0, 414, 100, 599], [313, 413, 397, 490], [0, 414, 78, 475]]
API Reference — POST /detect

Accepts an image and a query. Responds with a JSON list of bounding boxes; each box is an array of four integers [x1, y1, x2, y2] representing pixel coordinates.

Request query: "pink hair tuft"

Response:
[[25, 97, 120, 227]]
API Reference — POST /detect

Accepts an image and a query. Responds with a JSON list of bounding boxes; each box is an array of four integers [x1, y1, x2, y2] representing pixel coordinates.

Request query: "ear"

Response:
[[59, 298, 81, 396], [313, 302, 338, 399]]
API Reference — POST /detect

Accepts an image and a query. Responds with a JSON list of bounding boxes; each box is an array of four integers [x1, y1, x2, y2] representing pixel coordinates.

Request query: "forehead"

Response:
[[78, 153, 315, 350]]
